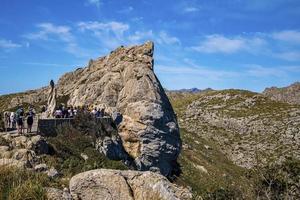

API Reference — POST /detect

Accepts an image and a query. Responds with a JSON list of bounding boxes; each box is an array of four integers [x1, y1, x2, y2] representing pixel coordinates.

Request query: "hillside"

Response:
[[168, 89, 300, 198], [169, 90, 300, 168], [263, 82, 300, 105]]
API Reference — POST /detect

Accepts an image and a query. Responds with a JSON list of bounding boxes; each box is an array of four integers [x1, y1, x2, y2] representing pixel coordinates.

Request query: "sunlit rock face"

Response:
[[7, 42, 181, 176]]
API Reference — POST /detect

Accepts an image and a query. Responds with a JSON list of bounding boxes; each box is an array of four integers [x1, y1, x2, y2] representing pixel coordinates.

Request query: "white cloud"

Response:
[[191, 35, 246, 54], [118, 6, 134, 14], [86, 0, 100, 7], [157, 31, 181, 45], [78, 21, 129, 38], [128, 30, 154, 43], [246, 64, 286, 77], [275, 51, 300, 61], [0, 39, 22, 50], [183, 7, 199, 13], [273, 30, 300, 44], [156, 64, 238, 80], [191, 34, 266, 54], [24, 23, 88, 57], [246, 64, 300, 77], [25, 23, 72, 42]]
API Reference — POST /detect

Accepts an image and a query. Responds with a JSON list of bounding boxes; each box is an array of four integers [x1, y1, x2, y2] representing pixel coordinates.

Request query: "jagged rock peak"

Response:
[[5, 41, 181, 177]]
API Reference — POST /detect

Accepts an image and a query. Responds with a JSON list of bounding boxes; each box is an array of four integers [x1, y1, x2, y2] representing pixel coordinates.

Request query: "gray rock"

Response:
[[80, 153, 88, 161], [69, 169, 192, 200], [97, 136, 129, 161], [34, 163, 48, 172], [46, 187, 72, 200], [46, 167, 60, 178]]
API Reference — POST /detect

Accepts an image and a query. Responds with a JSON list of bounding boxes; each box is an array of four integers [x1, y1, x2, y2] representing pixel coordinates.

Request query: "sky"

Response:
[[0, 0, 300, 95]]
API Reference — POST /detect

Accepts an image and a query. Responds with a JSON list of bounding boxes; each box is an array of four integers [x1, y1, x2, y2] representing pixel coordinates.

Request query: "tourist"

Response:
[[100, 108, 105, 117], [26, 107, 35, 133], [4, 112, 10, 128], [68, 107, 74, 118], [73, 107, 78, 116], [96, 108, 101, 118], [91, 107, 97, 117], [62, 106, 68, 118], [10, 112, 16, 129], [54, 108, 63, 118], [15, 107, 24, 134]]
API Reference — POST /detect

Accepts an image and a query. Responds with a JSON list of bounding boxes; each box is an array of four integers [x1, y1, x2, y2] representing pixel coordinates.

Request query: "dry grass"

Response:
[[0, 166, 48, 200]]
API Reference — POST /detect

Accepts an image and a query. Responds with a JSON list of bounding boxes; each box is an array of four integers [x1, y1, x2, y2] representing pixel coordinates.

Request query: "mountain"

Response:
[[263, 82, 300, 104], [167, 87, 213, 94]]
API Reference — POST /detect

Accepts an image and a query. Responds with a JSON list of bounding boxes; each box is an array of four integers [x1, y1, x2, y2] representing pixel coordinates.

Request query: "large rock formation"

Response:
[[2, 42, 181, 176], [69, 169, 192, 200], [263, 82, 300, 104]]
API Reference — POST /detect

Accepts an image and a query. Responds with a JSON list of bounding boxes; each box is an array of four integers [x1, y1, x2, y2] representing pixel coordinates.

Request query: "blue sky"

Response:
[[0, 0, 300, 94]]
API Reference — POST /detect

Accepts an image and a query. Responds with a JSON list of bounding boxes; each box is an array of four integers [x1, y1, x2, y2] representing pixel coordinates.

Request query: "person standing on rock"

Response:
[[26, 107, 35, 133], [16, 107, 24, 134], [10, 112, 16, 129]]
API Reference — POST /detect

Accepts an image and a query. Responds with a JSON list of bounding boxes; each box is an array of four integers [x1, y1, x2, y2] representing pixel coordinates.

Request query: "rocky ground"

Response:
[[169, 89, 300, 168], [0, 127, 191, 200], [167, 89, 300, 199]]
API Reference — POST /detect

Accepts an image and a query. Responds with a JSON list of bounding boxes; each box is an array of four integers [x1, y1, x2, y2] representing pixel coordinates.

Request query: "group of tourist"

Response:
[[43, 105, 106, 119], [51, 106, 78, 119], [2, 104, 109, 134], [91, 107, 106, 118], [4, 106, 35, 134]]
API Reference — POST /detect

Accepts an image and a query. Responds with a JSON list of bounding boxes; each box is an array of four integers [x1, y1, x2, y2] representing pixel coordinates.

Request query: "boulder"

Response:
[[97, 136, 129, 161], [10, 135, 50, 155], [46, 167, 60, 178], [34, 163, 48, 172], [46, 187, 72, 200], [30, 135, 50, 154], [11, 148, 37, 166], [69, 169, 192, 200]]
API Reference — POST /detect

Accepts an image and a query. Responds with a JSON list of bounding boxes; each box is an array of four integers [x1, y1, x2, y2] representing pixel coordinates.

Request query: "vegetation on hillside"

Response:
[[170, 90, 300, 199], [0, 89, 299, 199], [0, 112, 128, 200], [176, 129, 252, 199], [41, 112, 128, 179]]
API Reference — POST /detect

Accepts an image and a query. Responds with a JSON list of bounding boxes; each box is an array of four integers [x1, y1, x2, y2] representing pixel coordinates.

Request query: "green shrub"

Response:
[[251, 157, 300, 199], [44, 121, 128, 178]]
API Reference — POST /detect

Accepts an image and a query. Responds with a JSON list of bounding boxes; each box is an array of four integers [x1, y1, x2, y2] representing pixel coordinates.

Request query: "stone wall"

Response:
[[38, 117, 113, 137]]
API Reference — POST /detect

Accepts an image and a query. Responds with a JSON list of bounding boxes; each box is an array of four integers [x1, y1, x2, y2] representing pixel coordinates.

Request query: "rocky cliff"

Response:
[[263, 82, 300, 104], [1, 41, 181, 176]]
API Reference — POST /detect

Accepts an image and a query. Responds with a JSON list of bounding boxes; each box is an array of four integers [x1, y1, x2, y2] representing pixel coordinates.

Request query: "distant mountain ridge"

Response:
[[263, 82, 300, 105], [166, 87, 213, 93]]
